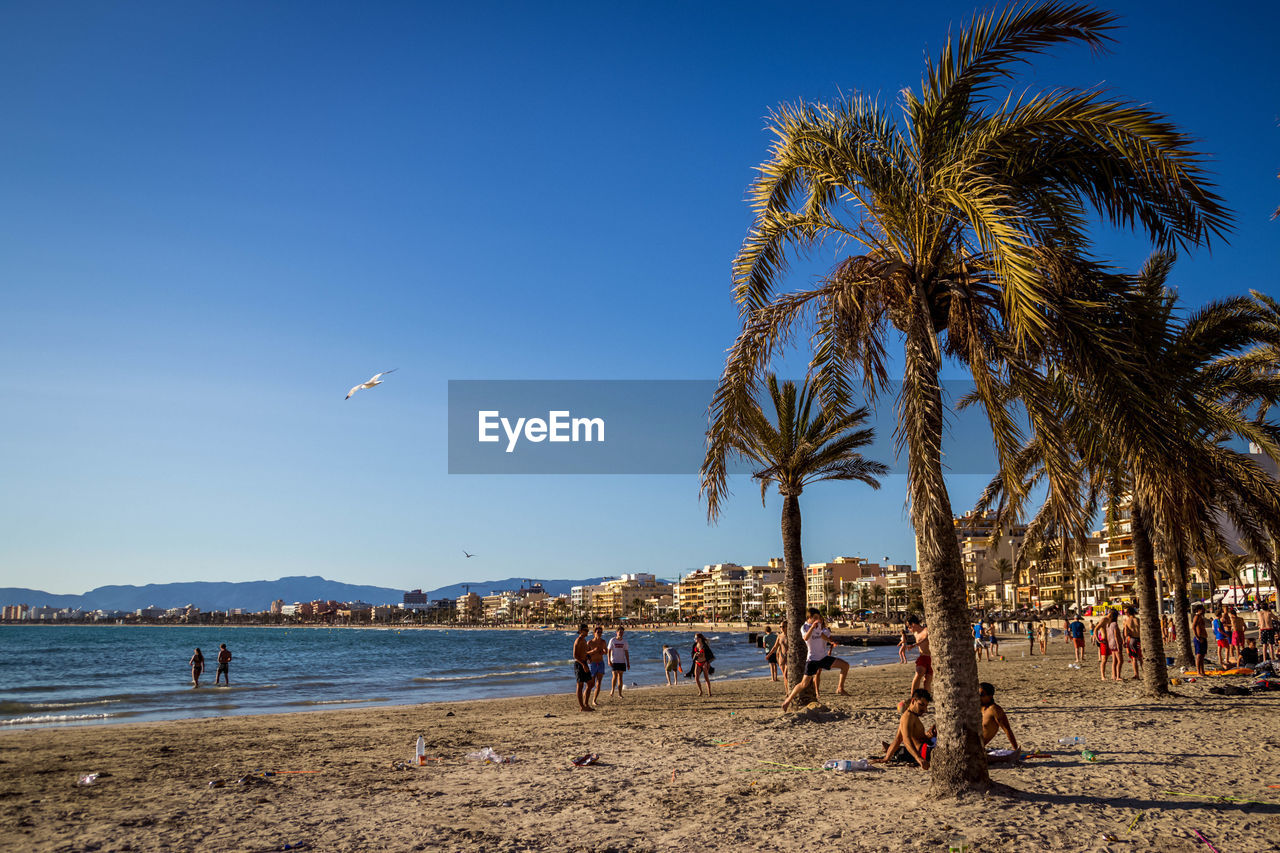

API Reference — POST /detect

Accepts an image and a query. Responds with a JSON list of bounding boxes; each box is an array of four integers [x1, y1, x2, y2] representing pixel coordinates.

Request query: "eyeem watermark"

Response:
[[478, 410, 605, 453]]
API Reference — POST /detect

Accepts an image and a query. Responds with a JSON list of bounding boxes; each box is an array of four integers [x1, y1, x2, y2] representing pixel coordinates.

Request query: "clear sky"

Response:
[[1, 1, 1277, 594]]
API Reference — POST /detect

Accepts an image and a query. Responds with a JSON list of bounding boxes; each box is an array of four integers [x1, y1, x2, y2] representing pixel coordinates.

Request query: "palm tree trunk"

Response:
[[780, 492, 813, 703], [904, 326, 989, 796], [1170, 542, 1194, 668], [1131, 500, 1169, 696]]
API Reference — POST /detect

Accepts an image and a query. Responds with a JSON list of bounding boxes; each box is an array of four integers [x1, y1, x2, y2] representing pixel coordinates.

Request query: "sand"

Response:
[[3, 637, 1278, 853]]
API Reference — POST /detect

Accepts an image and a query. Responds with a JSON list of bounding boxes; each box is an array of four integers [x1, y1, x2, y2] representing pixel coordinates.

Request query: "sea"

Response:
[[0, 625, 902, 729]]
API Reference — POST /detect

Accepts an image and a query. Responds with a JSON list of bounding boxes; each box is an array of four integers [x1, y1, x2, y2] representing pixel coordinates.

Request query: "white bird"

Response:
[[345, 369, 397, 400]]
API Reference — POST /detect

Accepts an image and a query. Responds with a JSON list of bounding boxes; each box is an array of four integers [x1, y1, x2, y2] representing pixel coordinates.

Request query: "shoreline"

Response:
[[5, 641, 1278, 852]]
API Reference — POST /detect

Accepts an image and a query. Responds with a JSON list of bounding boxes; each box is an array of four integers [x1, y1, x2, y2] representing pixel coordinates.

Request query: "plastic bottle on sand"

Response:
[[415, 735, 426, 766], [1057, 736, 1085, 746]]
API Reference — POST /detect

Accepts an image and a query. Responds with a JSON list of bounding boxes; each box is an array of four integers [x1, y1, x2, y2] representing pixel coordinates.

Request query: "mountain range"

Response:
[[0, 576, 615, 613]]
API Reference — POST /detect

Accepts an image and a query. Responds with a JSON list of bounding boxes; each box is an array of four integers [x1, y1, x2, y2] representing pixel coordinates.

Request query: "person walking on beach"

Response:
[[898, 623, 911, 663], [586, 626, 608, 706], [215, 644, 232, 686], [780, 609, 851, 712], [1122, 606, 1143, 679], [189, 648, 204, 688], [572, 624, 593, 712], [762, 626, 780, 682], [1192, 604, 1209, 676], [662, 643, 680, 686], [607, 627, 630, 698], [691, 633, 714, 696], [1068, 613, 1086, 664], [1259, 603, 1275, 663]]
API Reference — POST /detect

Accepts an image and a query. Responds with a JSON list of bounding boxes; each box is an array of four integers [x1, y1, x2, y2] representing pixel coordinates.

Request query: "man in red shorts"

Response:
[[907, 615, 932, 699]]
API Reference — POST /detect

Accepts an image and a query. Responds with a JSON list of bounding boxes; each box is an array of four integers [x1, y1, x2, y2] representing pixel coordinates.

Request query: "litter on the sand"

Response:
[[1165, 790, 1275, 806], [759, 760, 818, 771], [1127, 811, 1144, 832], [76, 773, 101, 786], [466, 747, 515, 765], [822, 759, 872, 771], [570, 753, 598, 767], [1193, 829, 1221, 853]]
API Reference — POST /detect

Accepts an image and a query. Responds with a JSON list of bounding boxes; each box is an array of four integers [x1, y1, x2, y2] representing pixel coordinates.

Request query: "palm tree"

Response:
[[993, 558, 1013, 610], [701, 374, 886, 705], [703, 4, 1228, 794]]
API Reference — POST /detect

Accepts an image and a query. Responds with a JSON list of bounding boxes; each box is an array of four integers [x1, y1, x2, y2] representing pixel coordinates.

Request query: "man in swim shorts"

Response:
[[1259, 603, 1275, 663], [1192, 604, 1208, 676], [872, 688, 934, 770], [606, 626, 630, 698], [1068, 613, 1087, 664], [1122, 606, 1143, 678], [762, 625, 780, 681], [571, 624, 593, 712], [215, 643, 232, 686], [585, 626, 608, 706], [907, 615, 932, 698], [780, 609, 850, 711], [1212, 609, 1230, 668]]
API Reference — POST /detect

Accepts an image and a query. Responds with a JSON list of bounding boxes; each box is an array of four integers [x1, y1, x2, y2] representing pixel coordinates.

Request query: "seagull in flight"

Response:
[[346, 369, 397, 400], [464, 551, 476, 558]]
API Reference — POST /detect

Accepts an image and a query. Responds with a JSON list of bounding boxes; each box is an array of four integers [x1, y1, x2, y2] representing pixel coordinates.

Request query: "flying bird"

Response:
[[345, 369, 397, 400], [464, 551, 476, 558]]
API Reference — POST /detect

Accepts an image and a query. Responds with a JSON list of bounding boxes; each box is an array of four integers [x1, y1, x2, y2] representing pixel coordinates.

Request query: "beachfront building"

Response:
[[403, 589, 429, 611], [570, 584, 606, 617], [590, 574, 672, 620], [740, 562, 785, 617], [955, 510, 1027, 609], [455, 592, 482, 623], [1, 604, 29, 620], [805, 557, 883, 612], [883, 564, 920, 612]]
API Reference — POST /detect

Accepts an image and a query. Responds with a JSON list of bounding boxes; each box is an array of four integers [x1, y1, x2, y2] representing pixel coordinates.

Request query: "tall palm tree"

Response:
[[701, 374, 886, 705], [703, 4, 1229, 793], [994, 558, 1013, 610]]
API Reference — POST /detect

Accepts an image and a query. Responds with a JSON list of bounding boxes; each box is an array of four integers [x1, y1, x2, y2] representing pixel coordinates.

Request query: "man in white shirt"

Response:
[[606, 627, 631, 698], [780, 608, 850, 711]]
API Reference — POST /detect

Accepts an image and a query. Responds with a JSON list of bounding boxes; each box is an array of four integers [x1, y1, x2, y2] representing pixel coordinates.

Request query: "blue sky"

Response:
[[1, 1, 1277, 594]]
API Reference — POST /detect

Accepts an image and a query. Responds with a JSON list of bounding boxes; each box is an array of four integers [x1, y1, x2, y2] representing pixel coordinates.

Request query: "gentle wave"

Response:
[[284, 697, 389, 707], [1, 712, 115, 726], [412, 667, 557, 683], [0, 697, 124, 715]]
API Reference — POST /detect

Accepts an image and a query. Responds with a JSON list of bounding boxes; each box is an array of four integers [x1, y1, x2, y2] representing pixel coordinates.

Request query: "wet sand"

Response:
[[2, 637, 1277, 852]]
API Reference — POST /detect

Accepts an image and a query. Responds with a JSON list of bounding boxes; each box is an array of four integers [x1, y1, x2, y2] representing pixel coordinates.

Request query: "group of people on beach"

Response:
[[188, 644, 232, 688], [570, 625, 718, 711]]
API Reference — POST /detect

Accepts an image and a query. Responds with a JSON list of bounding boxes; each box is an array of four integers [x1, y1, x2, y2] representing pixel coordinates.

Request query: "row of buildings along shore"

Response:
[[3, 508, 1272, 625]]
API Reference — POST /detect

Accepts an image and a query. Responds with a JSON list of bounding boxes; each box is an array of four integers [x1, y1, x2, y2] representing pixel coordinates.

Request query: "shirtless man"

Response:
[[1122, 606, 1142, 679], [1191, 604, 1208, 676], [907, 615, 932, 699], [872, 688, 933, 770], [585, 627, 608, 706], [1259, 603, 1276, 663], [571, 624, 593, 712], [1231, 607, 1248, 665], [978, 682, 1019, 752], [215, 644, 232, 686], [1098, 610, 1122, 681]]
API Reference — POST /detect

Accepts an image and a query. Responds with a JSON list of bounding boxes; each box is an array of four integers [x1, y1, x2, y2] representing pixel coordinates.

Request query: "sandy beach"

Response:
[[3, 637, 1277, 853]]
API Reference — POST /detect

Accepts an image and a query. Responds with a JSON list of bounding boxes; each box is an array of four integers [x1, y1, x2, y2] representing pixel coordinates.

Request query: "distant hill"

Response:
[[423, 577, 610, 599], [0, 576, 407, 613], [0, 575, 645, 613]]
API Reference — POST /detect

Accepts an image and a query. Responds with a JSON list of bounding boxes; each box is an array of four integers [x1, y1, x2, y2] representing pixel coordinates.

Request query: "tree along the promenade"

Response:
[[704, 4, 1230, 794], [979, 254, 1280, 696], [701, 374, 886, 705]]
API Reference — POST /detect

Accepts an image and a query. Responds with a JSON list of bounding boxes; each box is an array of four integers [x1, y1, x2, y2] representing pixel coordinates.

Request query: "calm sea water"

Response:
[[0, 625, 901, 729]]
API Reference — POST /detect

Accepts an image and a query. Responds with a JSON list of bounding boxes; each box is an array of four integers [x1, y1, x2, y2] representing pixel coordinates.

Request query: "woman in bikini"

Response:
[[691, 633, 714, 697], [189, 648, 205, 688]]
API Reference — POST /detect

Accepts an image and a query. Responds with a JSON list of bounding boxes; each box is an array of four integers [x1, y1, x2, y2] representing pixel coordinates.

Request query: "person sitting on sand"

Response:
[[978, 682, 1018, 752], [1192, 604, 1209, 676], [906, 615, 932, 698], [189, 648, 204, 688], [872, 688, 934, 770], [780, 609, 850, 712], [1240, 638, 1260, 667], [572, 624, 594, 712]]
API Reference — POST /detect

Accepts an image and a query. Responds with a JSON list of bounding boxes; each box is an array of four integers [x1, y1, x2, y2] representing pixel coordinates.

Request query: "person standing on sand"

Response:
[[1038, 620, 1049, 655], [1068, 613, 1086, 664], [215, 644, 231, 686], [780, 609, 851, 712], [1258, 603, 1275, 663], [774, 621, 788, 684], [571, 624, 593, 712], [762, 626, 780, 682], [986, 623, 1000, 660], [662, 644, 681, 686], [1025, 621, 1035, 655], [1192, 604, 1209, 676], [1103, 611, 1122, 681], [1231, 607, 1247, 665], [899, 623, 911, 663], [1122, 606, 1143, 679], [691, 633, 714, 696], [606, 627, 630, 698], [1212, 609, 1230, 668], [585, 627, 608, 706], [906, 615, 932, 698], [189, 648, 204, 687]]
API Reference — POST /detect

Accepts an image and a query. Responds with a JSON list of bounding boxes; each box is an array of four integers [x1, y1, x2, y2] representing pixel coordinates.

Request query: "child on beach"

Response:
[[662, 644, 680, 686]]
